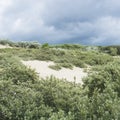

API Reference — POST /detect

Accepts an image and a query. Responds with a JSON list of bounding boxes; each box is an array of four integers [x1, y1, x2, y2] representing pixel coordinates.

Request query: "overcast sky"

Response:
[[0, 0, 120, 45]]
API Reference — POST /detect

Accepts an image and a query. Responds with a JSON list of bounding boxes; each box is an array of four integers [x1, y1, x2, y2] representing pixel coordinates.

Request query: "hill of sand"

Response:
[[0, 44, 12, 49], [22, 60, 87, 84]]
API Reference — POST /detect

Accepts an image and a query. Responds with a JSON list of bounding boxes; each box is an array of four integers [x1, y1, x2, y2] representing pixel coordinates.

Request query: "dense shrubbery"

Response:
[[53, 44, 84, 50], [83, 61, 120, 119], [0, 41, 120, 119], [0, 55, 38, 84], [0, 40, 15, 47], [0, 45, 114, 69], [0, 40, 40, 49], [0, 40, 115, 66], [0, 54, 120, 119], [100, 45, 120, 55], [15, 42, 40, 49]]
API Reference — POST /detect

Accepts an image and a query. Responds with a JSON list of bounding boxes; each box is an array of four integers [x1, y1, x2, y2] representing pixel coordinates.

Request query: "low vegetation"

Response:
[[0, 40, 120, 119]]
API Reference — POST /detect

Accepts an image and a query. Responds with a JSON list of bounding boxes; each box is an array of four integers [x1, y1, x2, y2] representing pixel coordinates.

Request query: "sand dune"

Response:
[[0, 44, 12, 49], [22, 60, 87, 84]]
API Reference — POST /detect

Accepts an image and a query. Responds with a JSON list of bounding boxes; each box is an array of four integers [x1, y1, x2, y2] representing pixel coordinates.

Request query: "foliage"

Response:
[[41, 43, 49, 49], [49, 64, 61, 71], [0, 39, 15, 47], [83, 61, 120, 119], [15, 42, 40, 49], [100, 45, 120, 55], [0, 41, 120, 119], [54, 44, 84, 50]]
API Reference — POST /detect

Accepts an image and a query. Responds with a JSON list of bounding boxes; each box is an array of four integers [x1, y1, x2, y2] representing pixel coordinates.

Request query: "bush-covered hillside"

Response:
[[0, 40, 120, 120]]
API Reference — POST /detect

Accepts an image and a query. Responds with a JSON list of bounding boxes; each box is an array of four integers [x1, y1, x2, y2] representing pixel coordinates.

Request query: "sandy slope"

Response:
[[22, 60, 87, 84], [0, 44, 12, 49]]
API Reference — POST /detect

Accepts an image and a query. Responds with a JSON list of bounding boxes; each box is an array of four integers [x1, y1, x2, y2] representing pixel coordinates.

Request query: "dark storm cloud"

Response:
[[0, 0, 120, 45]]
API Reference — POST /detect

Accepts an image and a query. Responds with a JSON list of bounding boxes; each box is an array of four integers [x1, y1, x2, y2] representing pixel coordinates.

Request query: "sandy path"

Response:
[[22, 60, 87, 84]]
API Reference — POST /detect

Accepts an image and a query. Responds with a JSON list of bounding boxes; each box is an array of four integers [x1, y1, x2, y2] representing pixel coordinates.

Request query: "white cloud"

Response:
[[0, 0, 120, 45], [91, 16, 120, 45]]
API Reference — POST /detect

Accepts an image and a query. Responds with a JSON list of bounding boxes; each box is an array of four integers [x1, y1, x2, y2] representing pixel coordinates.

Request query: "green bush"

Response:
[[15, 42, 40, 49], [82, 61, 120, 119], [0, 39, 15, 47], [59, 63, 73, 69], [0, 41, 120, 119], [41, 43, 49, 49], [72, 59, 85, 68], [49, 64, 61, 71], [0, 55, 38, 84]]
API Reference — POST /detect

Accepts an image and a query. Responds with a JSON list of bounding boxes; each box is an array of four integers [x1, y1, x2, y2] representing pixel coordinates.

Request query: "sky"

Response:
[[0, 0, 120, 45]]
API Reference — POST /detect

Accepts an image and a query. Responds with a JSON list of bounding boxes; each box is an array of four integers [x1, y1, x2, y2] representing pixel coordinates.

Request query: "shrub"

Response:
[[59, 63, 73, 69], [49, 64, 61, 71], [41, 43, 49, 49], [0, 39, 15, 47], [1, 41, 120, 119], [28, 42, 40, 49], [72, 59, 85, 68], [15, 42, 40, 48], [0, 55, 38, 84]]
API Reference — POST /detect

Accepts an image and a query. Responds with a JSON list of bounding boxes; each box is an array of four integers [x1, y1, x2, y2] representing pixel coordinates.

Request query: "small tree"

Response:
[[41, 43, 49, 49], [109, 47, 117, 56]]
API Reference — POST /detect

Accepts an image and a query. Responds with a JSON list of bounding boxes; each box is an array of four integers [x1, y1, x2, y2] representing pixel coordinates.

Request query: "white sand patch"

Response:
[[0, 44, 12, 49], [22, 60, 87, 84]]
